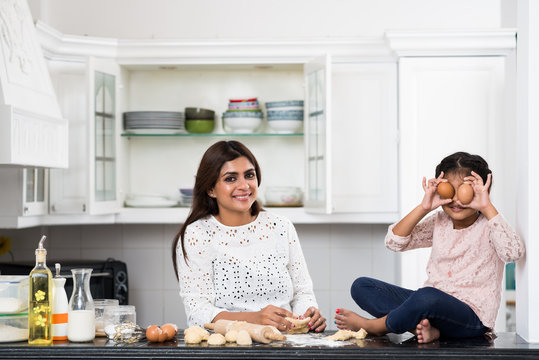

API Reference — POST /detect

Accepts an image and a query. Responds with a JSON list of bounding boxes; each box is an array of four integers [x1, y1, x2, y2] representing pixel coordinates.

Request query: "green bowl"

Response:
[[185, 119, 215, 133]]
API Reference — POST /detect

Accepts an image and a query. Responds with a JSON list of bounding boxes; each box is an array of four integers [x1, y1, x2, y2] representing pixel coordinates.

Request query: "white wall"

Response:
[[28, 0, 501, 39], [0, 223, 396, 330]]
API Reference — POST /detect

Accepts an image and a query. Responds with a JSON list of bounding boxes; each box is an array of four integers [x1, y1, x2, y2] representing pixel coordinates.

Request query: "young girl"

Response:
[[334, 152, 525, 343], [172, 140, 326, 332]]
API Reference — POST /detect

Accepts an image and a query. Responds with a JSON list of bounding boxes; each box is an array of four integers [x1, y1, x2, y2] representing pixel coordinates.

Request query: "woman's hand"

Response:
[[420, 172, 452, 211], [302, 306, 326, 332], [251, 305, 294, 332]]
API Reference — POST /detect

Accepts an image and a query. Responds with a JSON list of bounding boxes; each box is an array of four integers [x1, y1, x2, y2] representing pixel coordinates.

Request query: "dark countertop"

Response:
[[1, 331, 538, 359]]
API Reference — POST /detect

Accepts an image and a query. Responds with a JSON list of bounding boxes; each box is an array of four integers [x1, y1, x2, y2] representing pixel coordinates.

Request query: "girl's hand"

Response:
[[420, 172, 452, 211], [253, 305, 294, 332], [302, 306, 326, 333], [460, 171, 492, 212]]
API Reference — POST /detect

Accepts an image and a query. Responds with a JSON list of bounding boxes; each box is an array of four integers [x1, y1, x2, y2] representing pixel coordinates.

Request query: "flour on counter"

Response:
[[284, 333, 355, 347], [0, 325, 28, 342]]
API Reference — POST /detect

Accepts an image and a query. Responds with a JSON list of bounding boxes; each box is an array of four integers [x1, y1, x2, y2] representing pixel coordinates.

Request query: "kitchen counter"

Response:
[[0, 332, 538, 359]]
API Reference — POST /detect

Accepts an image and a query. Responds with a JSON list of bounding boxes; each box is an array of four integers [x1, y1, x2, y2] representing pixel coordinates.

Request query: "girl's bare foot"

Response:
[[334, 308, 365, 331], [416, 319, 440, 343], [334, 309, 388, 336]]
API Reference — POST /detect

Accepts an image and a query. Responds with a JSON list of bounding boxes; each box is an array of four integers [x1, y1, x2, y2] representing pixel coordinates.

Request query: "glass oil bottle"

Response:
[[28, 235, 53, 345]]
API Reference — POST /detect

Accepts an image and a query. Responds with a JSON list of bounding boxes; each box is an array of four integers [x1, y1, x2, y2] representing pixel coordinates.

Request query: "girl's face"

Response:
[[441, 172, 479, 229], [210, 156, 258, 222]]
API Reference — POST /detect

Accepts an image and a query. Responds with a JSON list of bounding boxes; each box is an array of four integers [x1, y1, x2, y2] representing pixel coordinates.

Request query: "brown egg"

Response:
[[158, 330, 169, 342], [146, 325, 162, 342], [161, 323, 178, 340], [457, 183, 474, 204], [437, 182, 455, 199]]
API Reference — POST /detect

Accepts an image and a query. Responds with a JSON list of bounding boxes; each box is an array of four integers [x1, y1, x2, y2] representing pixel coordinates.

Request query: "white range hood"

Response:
[[0, 0, 67, 168]]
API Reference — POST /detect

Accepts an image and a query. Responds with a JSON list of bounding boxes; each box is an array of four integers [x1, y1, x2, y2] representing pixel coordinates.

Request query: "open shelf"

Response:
[[121, 132, 304, 137]]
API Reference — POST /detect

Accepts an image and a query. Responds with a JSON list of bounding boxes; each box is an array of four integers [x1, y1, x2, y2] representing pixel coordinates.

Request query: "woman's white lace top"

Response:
[[177, 211, 318, 327], [385, 211, 525, 329]]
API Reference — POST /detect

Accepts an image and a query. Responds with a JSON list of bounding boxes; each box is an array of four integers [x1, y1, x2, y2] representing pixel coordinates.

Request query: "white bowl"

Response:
[[267, 120, 303, 134], [223, 116, 262, 133], [264, 186, 303, 206]]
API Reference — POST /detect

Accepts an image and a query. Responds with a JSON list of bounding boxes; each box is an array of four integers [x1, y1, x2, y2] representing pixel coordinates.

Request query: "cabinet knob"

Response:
[[82, 204, 86, 212], [51, 205, 56, 212], [23, 207, 28, 214]]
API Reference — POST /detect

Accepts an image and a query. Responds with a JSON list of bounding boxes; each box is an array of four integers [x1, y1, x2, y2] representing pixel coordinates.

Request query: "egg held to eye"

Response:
[[437, 182, 455, 199], [457, 183, 474, 204]]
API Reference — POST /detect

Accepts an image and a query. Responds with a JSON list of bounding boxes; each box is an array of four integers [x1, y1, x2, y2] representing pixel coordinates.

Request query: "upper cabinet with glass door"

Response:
[[0, 167, 48, 228], [94, 70, 117, 206], [49, 57, 122, 216], [304, 55, 332, 214]]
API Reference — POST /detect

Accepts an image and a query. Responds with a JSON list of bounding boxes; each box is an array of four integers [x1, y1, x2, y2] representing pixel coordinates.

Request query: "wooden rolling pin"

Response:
[[204, 320, 286, 344]]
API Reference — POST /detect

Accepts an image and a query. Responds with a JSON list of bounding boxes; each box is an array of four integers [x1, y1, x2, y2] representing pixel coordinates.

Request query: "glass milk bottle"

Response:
[[67, 268, 95, 342]]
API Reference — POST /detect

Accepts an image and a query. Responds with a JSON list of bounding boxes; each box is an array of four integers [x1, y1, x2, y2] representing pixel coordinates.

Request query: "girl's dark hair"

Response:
[[172, 140, 262, 279], [435, 151, 492, 186]]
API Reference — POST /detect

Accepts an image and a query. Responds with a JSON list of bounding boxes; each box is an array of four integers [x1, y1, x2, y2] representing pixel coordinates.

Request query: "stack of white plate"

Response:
[[123, 111, 185, 134]]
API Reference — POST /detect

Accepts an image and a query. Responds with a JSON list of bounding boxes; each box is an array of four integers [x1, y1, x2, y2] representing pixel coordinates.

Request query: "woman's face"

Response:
[[210, 156, 258, 219], [441, 172, 479, 229]]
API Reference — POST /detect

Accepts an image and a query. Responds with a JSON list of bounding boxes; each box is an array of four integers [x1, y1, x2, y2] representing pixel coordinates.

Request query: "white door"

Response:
[[330, 63, 398, 213], [304, 55, 332, 214]]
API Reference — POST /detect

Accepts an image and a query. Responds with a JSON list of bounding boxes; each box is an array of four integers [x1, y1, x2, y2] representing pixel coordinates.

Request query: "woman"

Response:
[[172, 140, 326, 332]]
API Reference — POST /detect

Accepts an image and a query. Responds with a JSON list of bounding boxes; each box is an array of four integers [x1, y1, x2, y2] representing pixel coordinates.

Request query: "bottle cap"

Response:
[[35, 235, 47, 262], [55, 263, 63, 278]]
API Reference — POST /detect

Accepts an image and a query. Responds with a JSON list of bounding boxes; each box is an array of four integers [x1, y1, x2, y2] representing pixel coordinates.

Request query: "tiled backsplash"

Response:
[[0, 222, 397, 330]]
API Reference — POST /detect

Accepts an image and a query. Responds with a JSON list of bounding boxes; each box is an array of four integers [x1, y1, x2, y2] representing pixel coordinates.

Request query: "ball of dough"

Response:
[[207, 333, 226, 346], [225, 330, 238, 342], [183, 326, 210, 344], [236, 330, 252, 346], [184, 331, 203, 344]]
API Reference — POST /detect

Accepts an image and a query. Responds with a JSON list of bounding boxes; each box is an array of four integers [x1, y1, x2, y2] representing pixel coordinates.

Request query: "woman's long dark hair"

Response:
[[172, 140, 262, 279], [435, 151, 492, 186]]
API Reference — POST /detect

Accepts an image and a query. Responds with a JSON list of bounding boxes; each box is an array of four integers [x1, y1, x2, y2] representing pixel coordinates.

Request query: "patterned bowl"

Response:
[[265, 100, 304, 110]]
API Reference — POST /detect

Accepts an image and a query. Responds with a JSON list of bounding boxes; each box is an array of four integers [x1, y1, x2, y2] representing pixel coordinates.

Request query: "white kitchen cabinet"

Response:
[[32, 21, 400, 225], [48, 57, 122, 215], [26, 22, 407, 226], [0, 167, 48, 228], [304, 56, 398, 215]]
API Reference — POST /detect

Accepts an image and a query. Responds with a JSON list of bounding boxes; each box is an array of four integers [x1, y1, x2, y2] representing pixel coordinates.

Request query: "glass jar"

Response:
[[94, 299, 119, 337], [67, 268, 95, 342], [103, 305, 136, 329]]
